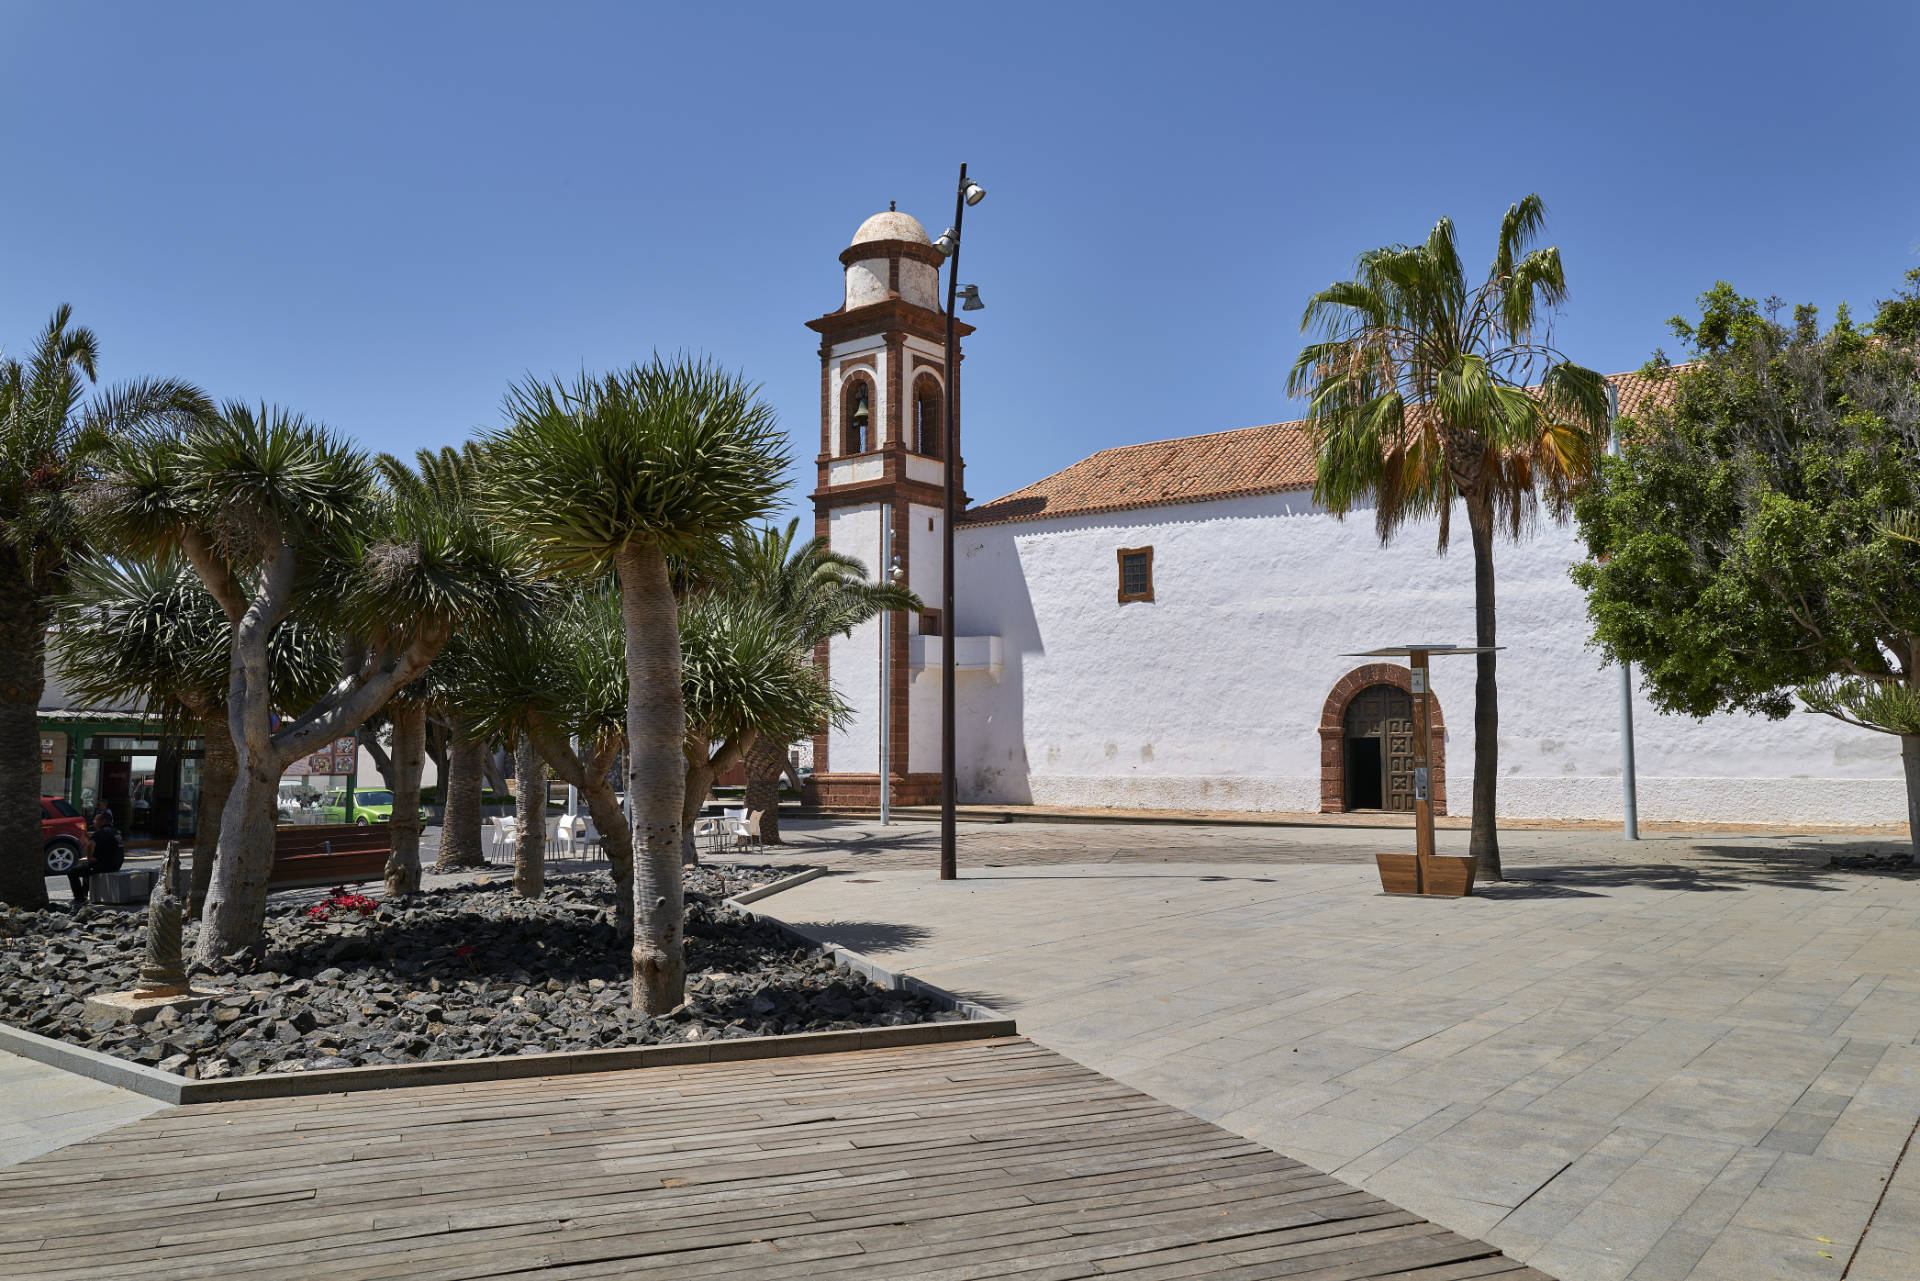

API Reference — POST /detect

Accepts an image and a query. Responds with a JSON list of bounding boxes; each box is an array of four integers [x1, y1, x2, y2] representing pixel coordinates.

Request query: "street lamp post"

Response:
[[878, 502, 892, 827], [934, 163, 985, 882], [1606, 383, 1640, 840]]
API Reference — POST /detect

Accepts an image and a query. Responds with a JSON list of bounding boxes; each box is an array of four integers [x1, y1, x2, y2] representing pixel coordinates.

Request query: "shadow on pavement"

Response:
[[788, 919, 937, 955], [965, 871, 1281, 884]]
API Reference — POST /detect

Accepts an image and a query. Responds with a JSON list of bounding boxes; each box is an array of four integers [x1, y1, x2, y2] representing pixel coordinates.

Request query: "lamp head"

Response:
[[934, 228, 958, 259], [958, 283, 984, 311], [962, 180, 986, 206]]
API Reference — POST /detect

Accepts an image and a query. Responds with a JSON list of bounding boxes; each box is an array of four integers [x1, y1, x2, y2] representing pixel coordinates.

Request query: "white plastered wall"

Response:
[[844, 258, 889, 309], [952, 491, 1907, 823], [827, 503, 884, 774]]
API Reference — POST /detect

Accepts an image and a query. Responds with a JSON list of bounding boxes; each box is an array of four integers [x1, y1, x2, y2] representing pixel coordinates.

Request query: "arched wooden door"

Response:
[[1342, 684, 1416, 812]]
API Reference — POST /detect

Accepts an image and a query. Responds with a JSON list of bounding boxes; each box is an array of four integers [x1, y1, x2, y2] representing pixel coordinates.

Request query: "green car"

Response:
[[318, 789, 425, 825]]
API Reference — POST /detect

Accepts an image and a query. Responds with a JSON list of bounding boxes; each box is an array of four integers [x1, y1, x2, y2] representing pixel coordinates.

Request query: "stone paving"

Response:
[[750, 819, 1920, 1281], [0, 1052, 165, 1171]]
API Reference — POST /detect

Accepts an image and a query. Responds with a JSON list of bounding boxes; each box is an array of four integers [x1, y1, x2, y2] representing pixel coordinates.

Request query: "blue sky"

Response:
[[4, 2, 1916, 516]]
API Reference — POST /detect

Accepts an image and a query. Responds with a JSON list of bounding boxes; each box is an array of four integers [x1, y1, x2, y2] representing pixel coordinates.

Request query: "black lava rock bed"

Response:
[[0, 866, 958, 1078]]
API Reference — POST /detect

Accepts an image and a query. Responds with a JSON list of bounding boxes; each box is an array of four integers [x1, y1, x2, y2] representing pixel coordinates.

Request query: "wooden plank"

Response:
[[0, 1040, 1533, 1281]]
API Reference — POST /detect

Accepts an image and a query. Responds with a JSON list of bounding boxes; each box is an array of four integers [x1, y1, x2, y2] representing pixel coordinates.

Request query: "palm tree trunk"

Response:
[[436, 719, 487, 871], [195, 584, 288, 964], [525, 724, 633, 931], [482, 750, 509, 798], [1465, 495, 1503, 882], [682, 758, 713, 867], [0, 577, 48, 910], [513, 736, 545, 899], [195, 753, 282, 963], [743, 735, 787, 845], [384, 702, 427, 896], [615, 541, 685, 1014], [425, 718, 449, 789], [581, 772, 633, 933], [190, 712, 237, 920]]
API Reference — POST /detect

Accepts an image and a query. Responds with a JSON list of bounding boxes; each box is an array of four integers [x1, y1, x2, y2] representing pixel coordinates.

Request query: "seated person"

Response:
[[67, 813, 124, 905]]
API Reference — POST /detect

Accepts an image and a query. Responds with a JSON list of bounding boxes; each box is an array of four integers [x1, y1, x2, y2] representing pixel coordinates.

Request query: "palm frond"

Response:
[[483, 354, 791, 574], [1294, 196, 1602, 548]]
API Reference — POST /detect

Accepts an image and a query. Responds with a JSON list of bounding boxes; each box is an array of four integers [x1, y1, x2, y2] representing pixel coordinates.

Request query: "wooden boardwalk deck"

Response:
[[0, 1038, 1548, 1279]]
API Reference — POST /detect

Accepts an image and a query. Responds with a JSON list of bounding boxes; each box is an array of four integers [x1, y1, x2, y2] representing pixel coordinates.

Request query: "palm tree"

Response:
[[484, 357, 787, 1013], [511, 737, 547, 899], [0, 306, 210, 907], [450, 583, 637, 917], [53, 556, 334, 915], [89, 405, 530, 960], [371, 445, 521, 896], [724, 519, 917, 842], [679, 592, 848, 863], [1288, 197, 1607, 881]]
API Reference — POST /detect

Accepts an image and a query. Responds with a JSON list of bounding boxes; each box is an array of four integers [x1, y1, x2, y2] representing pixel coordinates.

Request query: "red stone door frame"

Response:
[[1318, 663, 1448, 815]]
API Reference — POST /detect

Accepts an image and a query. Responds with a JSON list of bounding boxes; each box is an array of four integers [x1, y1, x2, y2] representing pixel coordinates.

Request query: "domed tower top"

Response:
[[850, 208, 931, 247], [840, 203, 942, 311]]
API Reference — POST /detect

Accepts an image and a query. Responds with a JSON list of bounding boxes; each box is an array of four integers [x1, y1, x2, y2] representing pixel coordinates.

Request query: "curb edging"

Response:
[[3, 865, 1014, 1106]]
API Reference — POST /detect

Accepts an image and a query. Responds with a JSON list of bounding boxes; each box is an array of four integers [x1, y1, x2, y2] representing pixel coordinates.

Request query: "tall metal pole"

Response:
[[939, 164, 967, 880], [1607, 384, 1640, 840], [879, 503, 892, 827]]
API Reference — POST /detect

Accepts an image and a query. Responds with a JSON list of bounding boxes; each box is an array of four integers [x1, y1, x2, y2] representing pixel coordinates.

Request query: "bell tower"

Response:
[[805, 206, 972, 808]]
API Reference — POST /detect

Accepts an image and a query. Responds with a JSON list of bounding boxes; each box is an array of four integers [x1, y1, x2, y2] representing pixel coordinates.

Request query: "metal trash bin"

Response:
[[90, 869, 154, 905]]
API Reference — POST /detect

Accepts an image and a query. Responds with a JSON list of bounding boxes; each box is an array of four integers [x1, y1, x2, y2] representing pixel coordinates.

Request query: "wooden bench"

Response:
[[270, 824, 390, 890]]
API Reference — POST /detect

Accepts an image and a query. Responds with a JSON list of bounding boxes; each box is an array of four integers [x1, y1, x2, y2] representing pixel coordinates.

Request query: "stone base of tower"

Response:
[[810, 772, 944, 809]]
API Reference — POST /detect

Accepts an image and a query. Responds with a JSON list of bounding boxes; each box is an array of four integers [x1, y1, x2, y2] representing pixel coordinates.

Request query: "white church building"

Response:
[[806, 208, 1906, 825]]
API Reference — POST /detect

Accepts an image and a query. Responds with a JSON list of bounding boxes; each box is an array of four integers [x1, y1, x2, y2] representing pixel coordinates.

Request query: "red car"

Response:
[[41, 797, 88, 875]]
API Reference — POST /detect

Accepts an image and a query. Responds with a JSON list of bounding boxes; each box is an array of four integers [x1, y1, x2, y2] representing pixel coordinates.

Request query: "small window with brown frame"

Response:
[[1117, 547, 1154, 603], [919, 609, 943, 636]]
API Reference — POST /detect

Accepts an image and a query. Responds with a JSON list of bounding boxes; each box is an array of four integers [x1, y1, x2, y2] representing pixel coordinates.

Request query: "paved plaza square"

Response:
[[3, 817, 1915, 1279], [753, 819, 1920, 1281]]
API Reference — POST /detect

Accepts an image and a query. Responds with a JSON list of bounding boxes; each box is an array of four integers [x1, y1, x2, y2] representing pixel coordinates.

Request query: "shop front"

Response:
[[39, 714, 206, 840]]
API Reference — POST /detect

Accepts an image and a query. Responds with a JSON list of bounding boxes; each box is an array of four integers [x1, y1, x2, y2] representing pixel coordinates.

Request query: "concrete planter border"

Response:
[[1, 864, 1014, 1106]]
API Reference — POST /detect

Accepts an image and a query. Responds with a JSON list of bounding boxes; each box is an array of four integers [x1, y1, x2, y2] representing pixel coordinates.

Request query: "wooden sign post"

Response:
[[1343, 644, 1498, 898], [1410, 648, 1432, 892]]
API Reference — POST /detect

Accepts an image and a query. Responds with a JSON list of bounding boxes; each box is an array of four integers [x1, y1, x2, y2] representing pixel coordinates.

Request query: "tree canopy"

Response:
[[1572, 276, 1920, 856]]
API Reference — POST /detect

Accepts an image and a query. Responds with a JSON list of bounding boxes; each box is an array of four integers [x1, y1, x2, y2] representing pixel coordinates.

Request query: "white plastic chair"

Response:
[[716, 811, 764, 855]]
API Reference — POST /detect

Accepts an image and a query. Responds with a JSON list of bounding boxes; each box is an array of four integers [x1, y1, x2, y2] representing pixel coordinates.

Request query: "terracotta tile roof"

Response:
[[964, 369, 1678, 527]]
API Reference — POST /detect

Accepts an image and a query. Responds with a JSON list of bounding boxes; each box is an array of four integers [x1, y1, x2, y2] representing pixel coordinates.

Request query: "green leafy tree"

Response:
[[53, 556, 335, 914], [724, 519, 917, 843], [483, 357, 787, 1012], [89, 406, 528, 959], [0, 307, 209, 907], [1289, 197, 1608, 880], [1573, 281, 1920, 861]]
